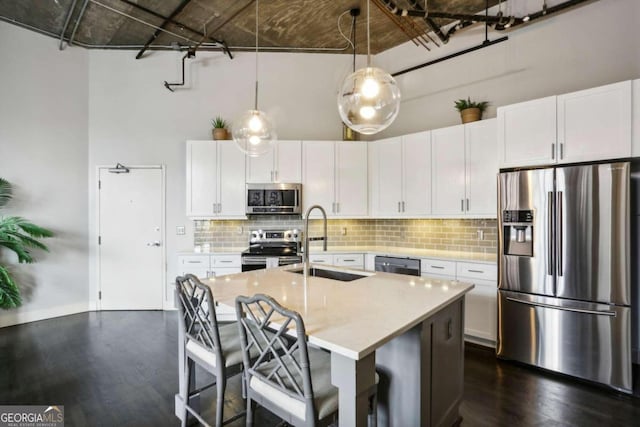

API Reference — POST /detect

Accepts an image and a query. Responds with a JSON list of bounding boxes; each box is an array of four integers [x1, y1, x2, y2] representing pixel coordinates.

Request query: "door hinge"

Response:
[[98, 291, 102, 300], [98, 236, 101, 245]]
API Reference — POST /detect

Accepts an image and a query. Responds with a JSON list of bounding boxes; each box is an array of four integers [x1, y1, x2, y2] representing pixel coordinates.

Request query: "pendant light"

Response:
[[232, 0, 276, 157], [337, 0, 401, 135]]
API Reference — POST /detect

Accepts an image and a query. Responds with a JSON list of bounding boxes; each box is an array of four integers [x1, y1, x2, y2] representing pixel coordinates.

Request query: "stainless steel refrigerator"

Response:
[[497, 162, 632, 393]]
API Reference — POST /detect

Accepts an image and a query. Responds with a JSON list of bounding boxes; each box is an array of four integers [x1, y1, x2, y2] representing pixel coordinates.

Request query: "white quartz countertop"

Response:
[[204, 264, 474, 360]]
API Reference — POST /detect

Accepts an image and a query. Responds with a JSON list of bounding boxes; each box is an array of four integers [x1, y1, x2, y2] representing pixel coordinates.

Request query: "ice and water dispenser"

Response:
[[502, 210, 534, 256]]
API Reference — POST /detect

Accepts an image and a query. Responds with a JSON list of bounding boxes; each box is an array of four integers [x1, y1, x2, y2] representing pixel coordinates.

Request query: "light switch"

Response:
[[176, 226, 186, 235]]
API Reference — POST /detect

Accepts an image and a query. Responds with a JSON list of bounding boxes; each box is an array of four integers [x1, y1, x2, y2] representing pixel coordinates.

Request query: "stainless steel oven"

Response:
[[246, 183, 302, 215], [241, 229, 302, 272]]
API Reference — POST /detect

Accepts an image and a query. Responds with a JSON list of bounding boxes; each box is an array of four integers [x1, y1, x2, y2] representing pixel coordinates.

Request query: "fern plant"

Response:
[[0, 178, 53, 308]]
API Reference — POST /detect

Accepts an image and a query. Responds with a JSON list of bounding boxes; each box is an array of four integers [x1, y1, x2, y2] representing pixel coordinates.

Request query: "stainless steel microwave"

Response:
[[246, 183, 302, 215]]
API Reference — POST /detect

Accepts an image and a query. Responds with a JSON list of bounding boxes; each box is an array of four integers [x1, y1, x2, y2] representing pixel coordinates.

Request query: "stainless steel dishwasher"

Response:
[[374, 256, 421, 276]]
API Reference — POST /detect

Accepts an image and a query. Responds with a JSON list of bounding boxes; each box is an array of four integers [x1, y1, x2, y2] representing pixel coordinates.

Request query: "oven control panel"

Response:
[[250, 229, 300, 244]]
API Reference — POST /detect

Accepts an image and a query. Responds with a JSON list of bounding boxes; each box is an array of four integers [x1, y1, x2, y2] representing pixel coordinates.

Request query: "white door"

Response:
[[497, 96, 557, 167], [402, 131, 431, 215], [275, 140, 302, 183], [431, 125, 466, 215], [302, 141, 335, 216], [217, 142, 246, 217], [186, 141, 217, 217], [99, 167, 164, 310], [335, 141, 368, 217], [371, 137, 402, 217], [557, 81, 632, 163], [465, 119, 498, 216]]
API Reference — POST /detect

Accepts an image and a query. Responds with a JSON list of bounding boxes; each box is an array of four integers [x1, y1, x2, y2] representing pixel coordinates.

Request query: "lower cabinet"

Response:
[[307, 253, 365, 270], [177, 253, 241, 321], [456, 262, 497, 344]]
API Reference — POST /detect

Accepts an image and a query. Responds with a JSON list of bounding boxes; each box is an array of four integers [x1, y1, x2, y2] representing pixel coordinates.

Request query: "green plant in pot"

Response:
[[454, 98, 489, 124], [211, 116, 229, 140], [0, 178, 54, 308]]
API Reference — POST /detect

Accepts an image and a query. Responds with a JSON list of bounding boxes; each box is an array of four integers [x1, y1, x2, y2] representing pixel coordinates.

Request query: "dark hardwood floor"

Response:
[[0, 311, 638, 426]]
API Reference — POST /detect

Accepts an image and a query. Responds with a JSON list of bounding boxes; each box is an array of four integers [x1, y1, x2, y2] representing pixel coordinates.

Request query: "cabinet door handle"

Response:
[[431, 265, 445, 269], [336, 202, 340, 213], [275, 170, 279, 181], [270, 171, 274, 181], [560, 143, 564, 159], [219, 260, 233, 263], [551, 143, 556, 160], [461, 199, 464, 212], [342, 259, 356, 262], [398, 201, 401, 212], [468, 269, 484, 274], [187, 261, 202, 264], [401, 201, 405, 212], [466, 198, 469, 211]]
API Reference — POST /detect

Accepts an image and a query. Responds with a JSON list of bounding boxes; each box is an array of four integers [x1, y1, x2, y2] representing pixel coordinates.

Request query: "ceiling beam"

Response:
[[135, 0, 194, 60]]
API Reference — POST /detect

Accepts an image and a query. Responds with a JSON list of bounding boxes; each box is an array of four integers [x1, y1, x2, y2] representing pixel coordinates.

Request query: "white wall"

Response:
[[375, 0, 640, 137], [0, 22, 89, 326], [87, 49, 355, 306]]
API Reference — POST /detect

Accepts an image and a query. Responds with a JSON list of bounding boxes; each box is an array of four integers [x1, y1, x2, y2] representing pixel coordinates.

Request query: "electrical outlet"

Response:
[[341, 227, 347, 235], [477, 230, 484, 240], [176, 226, 185, 235]]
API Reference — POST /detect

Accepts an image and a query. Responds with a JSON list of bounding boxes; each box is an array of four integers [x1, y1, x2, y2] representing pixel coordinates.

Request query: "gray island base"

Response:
[[175, 264, 472, 426]]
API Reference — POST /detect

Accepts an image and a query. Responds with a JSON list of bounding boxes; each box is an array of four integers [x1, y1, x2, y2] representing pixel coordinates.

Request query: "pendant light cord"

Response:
[[366, 0, 371, 67], [254, 0, 259, 110]]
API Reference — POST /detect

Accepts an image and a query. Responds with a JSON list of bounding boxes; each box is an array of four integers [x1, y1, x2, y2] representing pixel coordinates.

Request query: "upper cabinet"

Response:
[[498, 81, 632, 168], [246, 140, 302, 183], [302, 141, 367, 218], [186, 141, 246, 219], [369, 131, 432, 217], [431, 119, 497, 217]]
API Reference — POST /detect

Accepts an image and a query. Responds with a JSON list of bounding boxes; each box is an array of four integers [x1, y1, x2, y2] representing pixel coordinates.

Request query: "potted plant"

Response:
[[0, 178, 53, 308], [454, 97, 489, 124], [211, 116, 229, 140]]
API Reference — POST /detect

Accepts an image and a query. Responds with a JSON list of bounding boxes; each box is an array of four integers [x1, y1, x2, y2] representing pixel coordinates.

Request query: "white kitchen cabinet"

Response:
[[634, 80, 640, 157], [246, 140, 302, 183], [557, 81, 632, 163], [333, 253, 365, 270], [369, 131, 431, 217], [421, 258, 457, 277], [498, 81, 633, 168], [432, 120, 497, 217], [431, 125, 466, 215], [186, 140, 246, 218], [177, 253, 241, 321], [457, 262, 497, 344], [497, 96, 557, 168], [465, 119, 498, 216], [365, 253, 376, 272], [302, 141, 367, 218], [308, 254, 333, 265]]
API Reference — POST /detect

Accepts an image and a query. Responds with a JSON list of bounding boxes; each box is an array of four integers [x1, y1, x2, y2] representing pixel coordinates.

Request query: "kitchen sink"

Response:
[[288, 267, 367, 282]]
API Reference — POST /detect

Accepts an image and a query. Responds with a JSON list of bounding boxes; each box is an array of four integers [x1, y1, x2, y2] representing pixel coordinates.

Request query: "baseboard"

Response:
[[0, 302, 90, 328], [465, 335, 496, 349]]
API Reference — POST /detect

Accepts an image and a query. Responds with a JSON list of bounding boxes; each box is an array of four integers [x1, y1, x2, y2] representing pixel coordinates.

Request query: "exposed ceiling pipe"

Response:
[[406, 0, 449, 44], [58, 0, 79, 50], [164, 48, 196, 91], [117, 0, 232, 59], [68, 0, 90, 47], [135, 0, 193, 59]]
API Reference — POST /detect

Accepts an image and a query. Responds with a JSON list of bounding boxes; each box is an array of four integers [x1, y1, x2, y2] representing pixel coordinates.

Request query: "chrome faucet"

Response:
[[303, 205, 327, 271]]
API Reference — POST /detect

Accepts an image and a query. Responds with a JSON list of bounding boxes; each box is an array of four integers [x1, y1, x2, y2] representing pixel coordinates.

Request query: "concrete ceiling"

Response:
[[0, 0, 506, 56]]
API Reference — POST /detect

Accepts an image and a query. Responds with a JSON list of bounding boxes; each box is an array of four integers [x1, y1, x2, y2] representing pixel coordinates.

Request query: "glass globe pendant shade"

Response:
[[337, 66, 401, 135], [232, 109, 276, 157]]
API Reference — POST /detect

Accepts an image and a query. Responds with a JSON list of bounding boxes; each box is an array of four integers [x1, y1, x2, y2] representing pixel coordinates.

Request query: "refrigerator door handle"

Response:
[[557, 191, 563, 277], [547, 191, 554, 276], [505, 297, 616, 317]]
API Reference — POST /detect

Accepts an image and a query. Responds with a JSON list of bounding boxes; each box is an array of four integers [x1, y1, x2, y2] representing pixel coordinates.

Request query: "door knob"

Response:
[[147, 241, 161, 247]]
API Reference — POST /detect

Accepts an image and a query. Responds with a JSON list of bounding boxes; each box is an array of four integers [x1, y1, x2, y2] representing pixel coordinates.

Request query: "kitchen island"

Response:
[[176, 264, 474, 426]]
